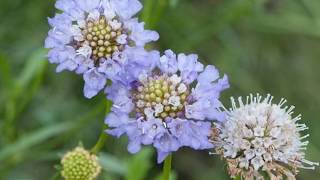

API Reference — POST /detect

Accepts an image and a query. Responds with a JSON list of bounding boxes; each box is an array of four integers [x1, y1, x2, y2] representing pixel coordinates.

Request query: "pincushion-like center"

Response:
[[133, 74, 190, 121], [81, 16, 126, 63]]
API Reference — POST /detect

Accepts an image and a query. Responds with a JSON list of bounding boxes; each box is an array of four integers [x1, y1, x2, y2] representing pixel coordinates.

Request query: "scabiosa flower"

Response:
[[45, 0, 159, 98], [61, 147, 101, 180], [105, 50, 229, 163], [211, 94, 319, 180]]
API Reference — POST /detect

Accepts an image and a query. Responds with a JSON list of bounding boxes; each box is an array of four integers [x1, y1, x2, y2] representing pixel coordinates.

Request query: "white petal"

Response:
[[177, 83, 187, 94], [169, 74, 181, 85], [76, 44, 92, 57], [116, 34, 128, 44], [87, 9, 100, 21], [168, 96, 181, 107]]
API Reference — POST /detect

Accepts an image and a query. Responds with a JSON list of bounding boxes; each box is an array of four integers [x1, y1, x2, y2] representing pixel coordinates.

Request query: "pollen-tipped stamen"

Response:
[[78, 16, 127, 64], [132, 74, 190, 121]]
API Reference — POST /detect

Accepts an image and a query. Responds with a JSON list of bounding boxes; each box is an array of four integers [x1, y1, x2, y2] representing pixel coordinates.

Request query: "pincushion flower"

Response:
[[45, 0, 159, 98], [211, 94, 319, 180], [105, 50, 229, 163]]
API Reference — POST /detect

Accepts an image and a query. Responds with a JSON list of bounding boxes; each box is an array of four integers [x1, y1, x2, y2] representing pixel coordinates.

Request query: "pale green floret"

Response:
[[81, 16, 125, 62], [61, 147, 101, 180], [133, 74, 190, 120]]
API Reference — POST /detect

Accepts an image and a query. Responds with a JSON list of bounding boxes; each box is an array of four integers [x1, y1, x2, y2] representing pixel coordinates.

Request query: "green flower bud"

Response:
[[61, 147, 101, 180]]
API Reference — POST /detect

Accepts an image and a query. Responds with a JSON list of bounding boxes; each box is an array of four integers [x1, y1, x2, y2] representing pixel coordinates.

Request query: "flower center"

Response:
[[133, 74, 190, 121], [81, 16, 126, 63]]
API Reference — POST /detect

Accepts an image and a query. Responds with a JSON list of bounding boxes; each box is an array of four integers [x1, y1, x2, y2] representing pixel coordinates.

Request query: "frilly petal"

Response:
[[48, 13, 72, 31], [83, 69, 106, 98], [105, 112, 131, 127], [197, 65, 220, 85], [75, 0, 101, 12], [157, 151, 170, 164], [185, 101, 209, 120], [215, 75, 230, 92], [45, 29, 72, 48], [56, 60, 78, 72], [98, 59, 122, 81], [128, 138, 142, 153], [125, 18, 159, 46], [107, 128, 126, 138], [110, 0, 142, 19], [158, 49, 178, 74], [154, 132, 180, 153], [55, 0, 84, 20], [177, 53, 204, 84]]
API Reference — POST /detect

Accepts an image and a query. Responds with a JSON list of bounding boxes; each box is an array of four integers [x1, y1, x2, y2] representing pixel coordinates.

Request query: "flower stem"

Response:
[[162, 154, 172, 180], [49, 172, 60, 180], [91, 100, 112, 154]]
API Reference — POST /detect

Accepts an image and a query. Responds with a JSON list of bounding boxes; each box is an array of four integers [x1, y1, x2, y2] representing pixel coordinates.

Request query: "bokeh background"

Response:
[[0, 0, 320, 179]]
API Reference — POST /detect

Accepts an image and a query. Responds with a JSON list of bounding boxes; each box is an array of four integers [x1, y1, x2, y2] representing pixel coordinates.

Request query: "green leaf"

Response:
[[16, 48, 48, 88], [0, 121, 74, 161], [140, 0, 155, 27], [169, 0, 179, 8], [233, 176, 242, 180], [99, 153, 127, 175], [153, 171, 177, 180], [125, 148, 153, 180], [0, 53, 12, 89], [2, 48, 48, 142]]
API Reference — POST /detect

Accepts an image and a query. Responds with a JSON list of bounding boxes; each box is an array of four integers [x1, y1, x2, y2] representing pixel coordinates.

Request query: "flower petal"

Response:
[[110, 0, 142, 19]]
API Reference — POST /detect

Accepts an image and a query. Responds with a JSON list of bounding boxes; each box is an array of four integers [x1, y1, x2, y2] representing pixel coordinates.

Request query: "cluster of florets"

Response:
[[45, 0, 159, 98], [80, 16, 126, 62], [211, 94, 319, 179], [61, 147, 101, 180], [105, 50, 229, 163], [132, 73, 190, 120]]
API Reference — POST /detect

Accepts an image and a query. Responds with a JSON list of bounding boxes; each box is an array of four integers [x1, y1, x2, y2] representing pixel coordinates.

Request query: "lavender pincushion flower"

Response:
[[105, 50, 229, 163], [45, 0, 159, 98]]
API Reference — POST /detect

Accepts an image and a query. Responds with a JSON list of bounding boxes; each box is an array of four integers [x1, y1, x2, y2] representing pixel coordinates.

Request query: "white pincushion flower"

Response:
[[212, 94, 318, 180]]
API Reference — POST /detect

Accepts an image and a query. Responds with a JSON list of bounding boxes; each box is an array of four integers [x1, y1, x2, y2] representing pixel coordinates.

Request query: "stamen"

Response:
[[133, 74, 189, 121], [75, 16, 127, 64]]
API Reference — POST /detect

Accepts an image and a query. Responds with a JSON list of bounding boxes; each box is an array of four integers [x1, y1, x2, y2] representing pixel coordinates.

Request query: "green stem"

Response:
[[49, 172, 60, 180], [91, 100, 112, 154], [91, 124, 109, 154], [162, 154, 172, 180], [152, 0, 168, 28], [140, 0, 154, 27]]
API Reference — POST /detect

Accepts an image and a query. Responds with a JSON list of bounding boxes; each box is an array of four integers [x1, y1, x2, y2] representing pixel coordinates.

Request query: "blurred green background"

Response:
[[0, 0, 320, 179]]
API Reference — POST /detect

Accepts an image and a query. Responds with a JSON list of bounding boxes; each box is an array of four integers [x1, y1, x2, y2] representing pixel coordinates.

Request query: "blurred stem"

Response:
[[91, 124, 109, 154], [141, 0, 154, 27], [49, 172, 60, 180], [91, 100, 112, 154], [162, 154, 172, 180], [141, 0, 168, 29], [294, 0, 315, 18], [152, 0, 168, 28]]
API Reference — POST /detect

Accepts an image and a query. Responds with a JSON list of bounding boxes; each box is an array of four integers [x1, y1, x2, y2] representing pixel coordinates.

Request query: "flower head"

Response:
[[61, 147, 101, 180], [105, 50, 229, 163], [212, 94, 319, 179], [45, 0, 159, 98]]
